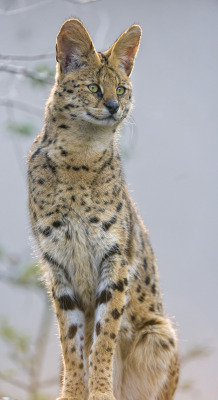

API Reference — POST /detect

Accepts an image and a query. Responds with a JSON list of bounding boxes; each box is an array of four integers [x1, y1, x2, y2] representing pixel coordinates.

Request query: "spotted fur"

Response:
[[28, 18, 179, 400]]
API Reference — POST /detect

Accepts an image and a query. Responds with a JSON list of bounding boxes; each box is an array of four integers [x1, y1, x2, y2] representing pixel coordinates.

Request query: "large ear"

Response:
[[56, 18, 99, 74], [106, 25, 142, 76]]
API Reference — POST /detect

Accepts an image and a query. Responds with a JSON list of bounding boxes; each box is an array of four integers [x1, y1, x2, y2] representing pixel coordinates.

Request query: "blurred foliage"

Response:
[[15, 262, 42, 289], [30, 65, 55, 87], [181, 345, 211, 364], [6, 121, 35, 136], [0, 247, 53, 400], [0, 318, 30, 355]]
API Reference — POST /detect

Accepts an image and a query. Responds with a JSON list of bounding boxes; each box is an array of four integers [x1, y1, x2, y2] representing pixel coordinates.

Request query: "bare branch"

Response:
[[0, 64, 54, 85], [0, 98, 43, 117], [0, 0, 53, 16], [0, 52, 55, 61]]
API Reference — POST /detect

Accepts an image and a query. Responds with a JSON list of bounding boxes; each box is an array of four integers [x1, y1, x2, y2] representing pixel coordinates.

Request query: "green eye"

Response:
[[88, 84, 99, 93], [116, 86, 125, 96]]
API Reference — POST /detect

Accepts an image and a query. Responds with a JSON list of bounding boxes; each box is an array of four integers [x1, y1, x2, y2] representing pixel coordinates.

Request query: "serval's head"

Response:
[[54, 18, 141, 127]]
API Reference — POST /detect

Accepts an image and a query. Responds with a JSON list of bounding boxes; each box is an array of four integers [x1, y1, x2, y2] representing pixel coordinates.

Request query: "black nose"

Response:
[[104, 100, 119, 115]]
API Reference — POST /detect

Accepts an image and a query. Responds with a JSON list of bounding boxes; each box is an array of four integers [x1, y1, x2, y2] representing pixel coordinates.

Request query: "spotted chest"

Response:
[[29, 162, 128, 308]]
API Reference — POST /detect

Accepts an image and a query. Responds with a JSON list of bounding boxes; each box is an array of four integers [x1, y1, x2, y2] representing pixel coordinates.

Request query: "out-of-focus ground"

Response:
[[0, 0, 217, 399]]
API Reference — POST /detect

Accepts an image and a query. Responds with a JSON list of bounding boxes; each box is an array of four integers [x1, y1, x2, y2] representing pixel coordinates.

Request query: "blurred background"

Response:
[[0, 0, 217, 399]]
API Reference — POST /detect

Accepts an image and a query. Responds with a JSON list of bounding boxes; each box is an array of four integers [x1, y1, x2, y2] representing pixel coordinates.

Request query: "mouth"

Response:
[[84, 111, 118, 126], [86, 112, 114, 121]]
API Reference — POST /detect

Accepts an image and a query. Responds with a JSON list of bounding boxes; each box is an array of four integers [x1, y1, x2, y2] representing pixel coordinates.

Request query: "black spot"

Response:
[[136, 284, 141, 293], [38, 177, 45, 185], [112, 280, 124, 292], [96, 290, 112, 306], [111, 309, 121, 319], [102, 216, 117, 231], [96, 322, 101, 336], [116, 202, 123, 212], [72, 166, 80, 171], [89, 216, 99, 223], [64, 103, 75, 110], [123, 278, 128, 286], [112, 185, 121, 197], [149, 304, 155, 312], [110, 333, 116, 339], [71, 195, 76, 202], [58, 124, 69, 129], [97, 208, 105, 213], [61, 150, 68, 156], [143, 258, 148, 270], [52, 220, 63, 228], [151, 284, 156, 295], [106, 347, 112, 352], [58, 295, 75, 311], [68, 325, 77, 339], [82, 165, 89, 171], [138, 293, 146, 302], [66, 89, 74, 93], [39, 226, 52, 236], [145, 276, 150, 285]]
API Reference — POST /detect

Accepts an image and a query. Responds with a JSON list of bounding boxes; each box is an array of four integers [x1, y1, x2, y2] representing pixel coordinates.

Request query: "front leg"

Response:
[[42, 251, 87, 400], [88, 255, 128, 400], [51, 286, 87, 400]]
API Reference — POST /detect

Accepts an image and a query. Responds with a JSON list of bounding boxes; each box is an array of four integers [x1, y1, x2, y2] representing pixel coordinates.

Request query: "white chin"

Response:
[[83, 112, 118, 126]]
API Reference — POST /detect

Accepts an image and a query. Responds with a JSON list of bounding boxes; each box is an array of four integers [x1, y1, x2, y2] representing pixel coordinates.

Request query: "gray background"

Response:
[[0, 0, 217, 399]]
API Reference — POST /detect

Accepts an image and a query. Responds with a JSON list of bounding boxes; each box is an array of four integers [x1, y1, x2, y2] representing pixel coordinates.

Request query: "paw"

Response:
[[88, 392, 116, 400]]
